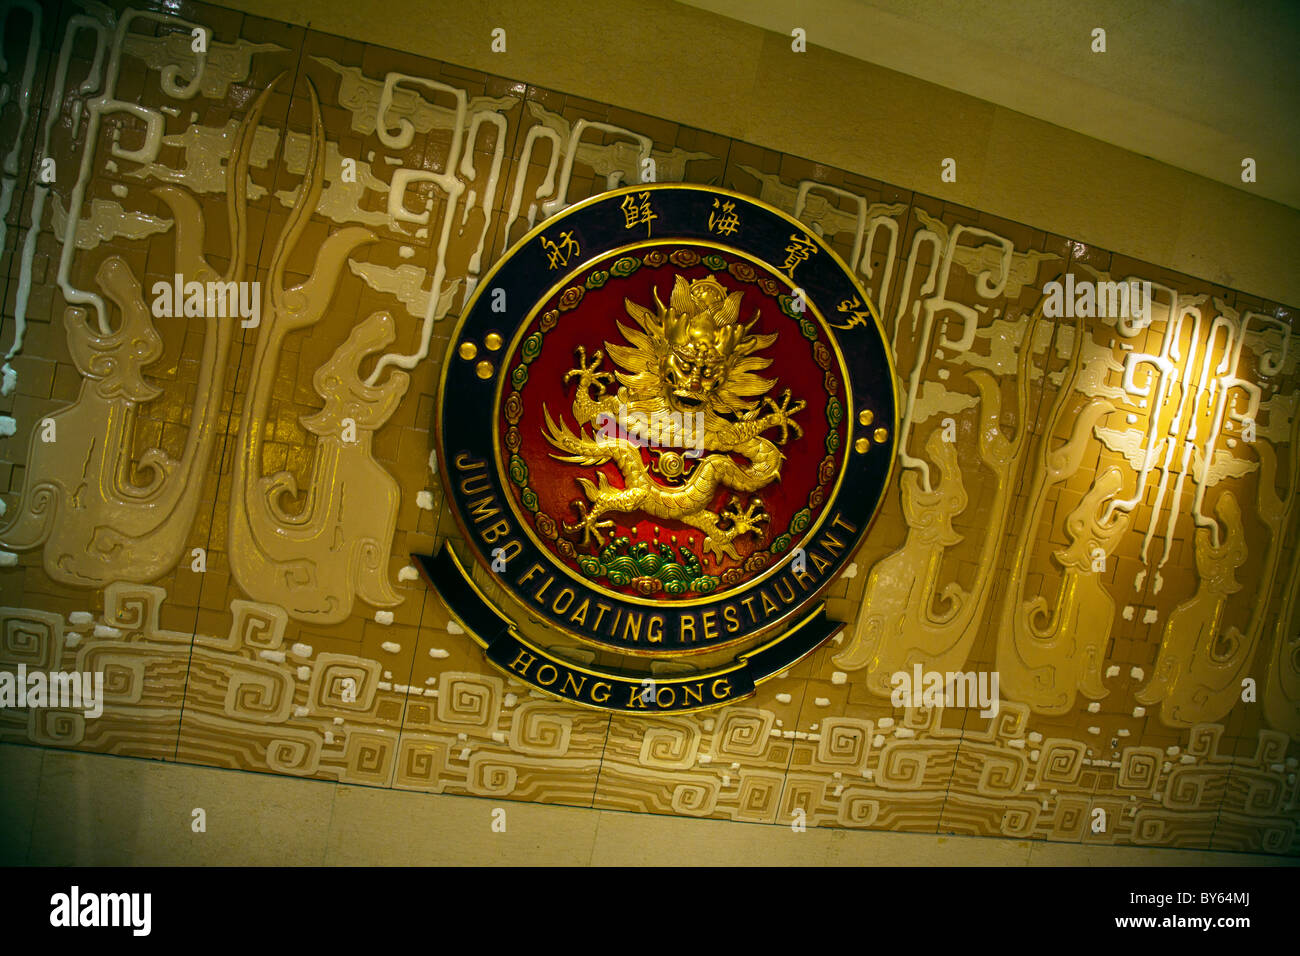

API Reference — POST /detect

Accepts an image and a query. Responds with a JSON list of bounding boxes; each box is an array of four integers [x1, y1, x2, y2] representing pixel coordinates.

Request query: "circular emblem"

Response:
[[421, 184, 898, 713]]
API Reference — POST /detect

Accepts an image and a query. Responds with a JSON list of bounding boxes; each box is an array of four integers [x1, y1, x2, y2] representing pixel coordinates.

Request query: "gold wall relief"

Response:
[[1261, 415, 1300, 738], [504, 107, 652, 242], [0, 1, 1296, 858], [833, 427, 966, 681], [729, 167, 909, 322], [1262, 561, 1300, 738], [1136, 492, 1248, 724], [1149, 402, 1300, 738], [294, 311, 408, 610], [0, 83, 268, 585], [835, 256, 1042, 685], [996, 318, 1129, 713], [225, 81, 406, 624], [1133, 307, 1295, 728], [999, 464, 1128, 712]]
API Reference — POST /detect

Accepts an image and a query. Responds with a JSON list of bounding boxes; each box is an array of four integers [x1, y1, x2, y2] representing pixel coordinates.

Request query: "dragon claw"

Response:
[[564, 346, 615, 397], [564, 499, 615, 549], [763, 388, 806, 444], [719, 497, 769, 540]]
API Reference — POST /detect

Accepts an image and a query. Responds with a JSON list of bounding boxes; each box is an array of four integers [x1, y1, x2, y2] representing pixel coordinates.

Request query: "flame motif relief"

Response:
[[225, 83, 407, 624], [0, 79, 265, 583]]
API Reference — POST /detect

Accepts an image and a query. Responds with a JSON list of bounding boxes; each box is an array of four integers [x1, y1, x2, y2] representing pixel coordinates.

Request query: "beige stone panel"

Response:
[[745, 34, 995, 216], [0, 743, 44, 864], [819, 829, 1033, 867], [979, 107, 1187, 274], [8, 743, 1289, 865], [325, 781, 599, 865], [211, 0, 767, 145], [1026, 838, 1284, 867], [26, 748, 334, 865], [684, 0, 1300, 210], [593, 805, 831, 865], [589, 807, 1034, 865], [1170, 180, 1300, 304]]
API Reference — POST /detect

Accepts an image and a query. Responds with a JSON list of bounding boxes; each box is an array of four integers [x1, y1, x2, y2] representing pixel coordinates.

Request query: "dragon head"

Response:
[[609, 274, 778, 415]]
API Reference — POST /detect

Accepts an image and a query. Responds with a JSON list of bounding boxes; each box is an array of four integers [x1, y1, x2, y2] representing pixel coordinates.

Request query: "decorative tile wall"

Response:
[[1, 0, 1296, 855]]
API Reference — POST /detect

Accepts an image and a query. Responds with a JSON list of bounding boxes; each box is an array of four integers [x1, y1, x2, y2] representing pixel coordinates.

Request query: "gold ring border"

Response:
[[434, 183, 902, 660]]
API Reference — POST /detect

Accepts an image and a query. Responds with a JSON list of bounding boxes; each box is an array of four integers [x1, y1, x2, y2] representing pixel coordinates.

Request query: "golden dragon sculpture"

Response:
[[541, 274, 805, 564]]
